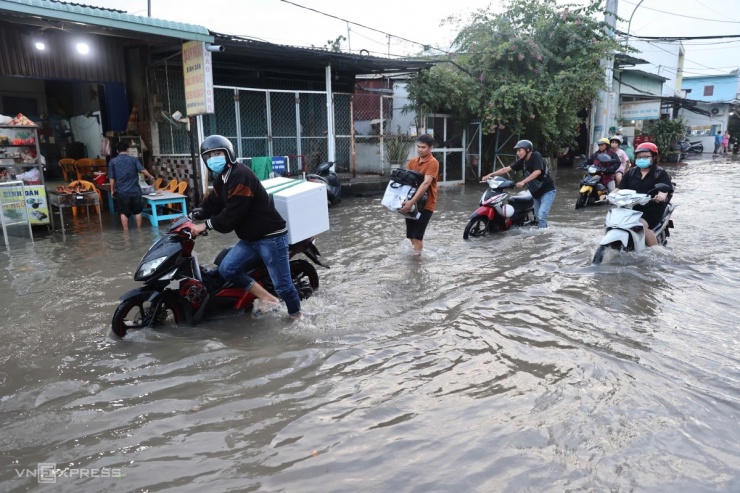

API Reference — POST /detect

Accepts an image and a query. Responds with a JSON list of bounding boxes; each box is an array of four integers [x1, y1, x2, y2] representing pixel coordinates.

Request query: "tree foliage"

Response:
[[405, 0, 629, 150]]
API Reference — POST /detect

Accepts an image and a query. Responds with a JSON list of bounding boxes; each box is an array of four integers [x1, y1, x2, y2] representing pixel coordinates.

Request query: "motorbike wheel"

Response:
[[463, 215, 490, 240], [575, 193, 589, 209], [290, 259, 319, 300], [111, 292, 183, 338]]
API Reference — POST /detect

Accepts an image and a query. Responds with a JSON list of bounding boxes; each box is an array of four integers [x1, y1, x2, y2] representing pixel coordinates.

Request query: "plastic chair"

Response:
[[154, 177, 163, 190], [68, 180, 102, 217], [163, 179, 177, 192], [74, 158, 96, 181], [59, 159, 76, 182], [169, 182, 188, 211]]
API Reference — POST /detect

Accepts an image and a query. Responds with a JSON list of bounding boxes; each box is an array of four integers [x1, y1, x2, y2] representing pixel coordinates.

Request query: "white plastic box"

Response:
[[262, 178, 329, 244]]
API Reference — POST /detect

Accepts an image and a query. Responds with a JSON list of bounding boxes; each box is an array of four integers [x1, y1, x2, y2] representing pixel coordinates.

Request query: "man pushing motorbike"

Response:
[[189, 135, 301, 319], [615, 142, 673, 247]]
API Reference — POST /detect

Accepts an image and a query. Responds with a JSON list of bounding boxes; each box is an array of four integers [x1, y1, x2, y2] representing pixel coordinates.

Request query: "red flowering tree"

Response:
[[406, 0, 627, 150]]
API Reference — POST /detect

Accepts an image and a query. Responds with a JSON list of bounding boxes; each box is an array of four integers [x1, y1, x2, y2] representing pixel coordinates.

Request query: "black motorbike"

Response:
[[675, 138, 703, 157], [111, 216, 328, 338], [307, 162, 341, 206]]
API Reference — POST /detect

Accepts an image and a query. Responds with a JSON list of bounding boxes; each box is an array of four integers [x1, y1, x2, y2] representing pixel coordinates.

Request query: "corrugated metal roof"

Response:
[[0, 0, 213, 42]]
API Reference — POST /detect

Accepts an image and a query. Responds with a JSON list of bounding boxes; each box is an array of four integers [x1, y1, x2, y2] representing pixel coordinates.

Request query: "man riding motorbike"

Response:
[[189, 135, 302, 319], [589, 138, 621, 192], [615, 142, 673, 247]]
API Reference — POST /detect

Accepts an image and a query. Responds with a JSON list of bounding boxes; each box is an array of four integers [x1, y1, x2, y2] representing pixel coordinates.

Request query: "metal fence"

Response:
[[147, 67, 478, 183], [148, 60, 190, 155]]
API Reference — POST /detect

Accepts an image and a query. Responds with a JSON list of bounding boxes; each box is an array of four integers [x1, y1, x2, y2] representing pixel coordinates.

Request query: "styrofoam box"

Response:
[[261, 177, 295, 190], [264, 179, 329, 244]]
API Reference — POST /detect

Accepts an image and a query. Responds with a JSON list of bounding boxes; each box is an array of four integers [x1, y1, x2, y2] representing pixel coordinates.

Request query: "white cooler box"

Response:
[[263, 178, 329, 244]]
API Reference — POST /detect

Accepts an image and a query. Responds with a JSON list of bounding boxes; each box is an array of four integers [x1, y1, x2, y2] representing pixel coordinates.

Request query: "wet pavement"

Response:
[[1, 155, 739, 492]]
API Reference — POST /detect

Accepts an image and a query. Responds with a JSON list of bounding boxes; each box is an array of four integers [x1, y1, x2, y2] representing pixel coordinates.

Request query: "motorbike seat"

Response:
[[509, 191, 533, 205]]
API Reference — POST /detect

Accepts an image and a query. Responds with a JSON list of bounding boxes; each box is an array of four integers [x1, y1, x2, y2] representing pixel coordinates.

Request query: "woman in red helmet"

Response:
[[616, 142, 673, 247]]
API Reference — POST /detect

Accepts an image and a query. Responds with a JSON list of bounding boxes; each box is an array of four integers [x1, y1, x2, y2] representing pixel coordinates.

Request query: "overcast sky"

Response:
[[85, 0, 740, 77]]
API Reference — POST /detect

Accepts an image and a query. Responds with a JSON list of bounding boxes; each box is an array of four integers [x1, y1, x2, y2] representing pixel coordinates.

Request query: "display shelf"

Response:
[[0, 125, 49, 225]]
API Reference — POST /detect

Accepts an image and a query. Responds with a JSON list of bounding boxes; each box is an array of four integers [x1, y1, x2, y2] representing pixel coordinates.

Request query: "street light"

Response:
[[626, 0, 646, 46]]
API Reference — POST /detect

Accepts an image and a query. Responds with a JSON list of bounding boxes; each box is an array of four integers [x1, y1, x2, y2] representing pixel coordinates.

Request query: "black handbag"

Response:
[[390, 168, 424, 187], [523, 163, 548, 195]]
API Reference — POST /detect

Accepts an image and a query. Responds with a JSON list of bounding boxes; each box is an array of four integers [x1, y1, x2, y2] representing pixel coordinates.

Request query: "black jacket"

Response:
[[588, 149, 621, 175], [200, 162, 286, 241]]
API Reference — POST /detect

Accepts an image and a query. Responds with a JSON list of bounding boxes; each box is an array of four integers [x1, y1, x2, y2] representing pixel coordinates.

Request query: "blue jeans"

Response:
[[533, 189, 557, 228], [219, 233, 301, 316]]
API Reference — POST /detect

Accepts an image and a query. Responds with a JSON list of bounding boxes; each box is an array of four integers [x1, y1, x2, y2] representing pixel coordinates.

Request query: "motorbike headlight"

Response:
[[136, 256, 167, 279]]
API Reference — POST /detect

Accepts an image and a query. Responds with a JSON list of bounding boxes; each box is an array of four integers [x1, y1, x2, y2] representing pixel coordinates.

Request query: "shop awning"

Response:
[[0, 0, 213, 42]]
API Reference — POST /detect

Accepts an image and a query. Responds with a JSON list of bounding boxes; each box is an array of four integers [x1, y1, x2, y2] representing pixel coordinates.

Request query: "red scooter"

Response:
[[463, 177, 536, 239], [111, 216, 328, 338]]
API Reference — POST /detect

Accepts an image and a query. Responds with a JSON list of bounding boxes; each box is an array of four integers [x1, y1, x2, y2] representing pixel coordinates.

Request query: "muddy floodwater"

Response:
[[1, 156, 739, 492]]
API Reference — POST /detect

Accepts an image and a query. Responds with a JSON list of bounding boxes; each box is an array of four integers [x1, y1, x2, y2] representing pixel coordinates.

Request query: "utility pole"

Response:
[[347, 22, 351, 53], [592, 0, 618, 152]]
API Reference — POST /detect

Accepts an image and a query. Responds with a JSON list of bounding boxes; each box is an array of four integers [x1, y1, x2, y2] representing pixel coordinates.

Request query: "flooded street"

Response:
[[1, 156, 739, 492]]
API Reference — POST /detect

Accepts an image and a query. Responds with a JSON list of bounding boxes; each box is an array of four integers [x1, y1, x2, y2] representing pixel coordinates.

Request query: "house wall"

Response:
[[679, 102, 730, 151], [628, 40, 682, 97], [681, 75, 740, 103], [617, 71, 663, 96]]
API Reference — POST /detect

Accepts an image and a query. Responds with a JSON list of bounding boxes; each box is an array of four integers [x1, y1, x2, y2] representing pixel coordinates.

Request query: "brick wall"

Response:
[[152, 156, 196, 206]]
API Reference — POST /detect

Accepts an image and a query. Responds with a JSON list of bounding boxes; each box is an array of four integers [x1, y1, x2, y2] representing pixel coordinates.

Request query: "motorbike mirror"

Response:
[[597, 153, 612, 162]]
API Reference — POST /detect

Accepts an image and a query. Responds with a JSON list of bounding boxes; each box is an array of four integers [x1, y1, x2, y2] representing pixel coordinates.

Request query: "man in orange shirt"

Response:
[[400, 134, 439, 252]]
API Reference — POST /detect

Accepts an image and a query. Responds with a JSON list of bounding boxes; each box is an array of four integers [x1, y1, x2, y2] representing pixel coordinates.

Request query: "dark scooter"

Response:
[[463, 177, 536, 239], [111, 216, 329, 338], [575, 153, 615, 209], [677, 138, 703, 154], [307, 162, 341, 205]]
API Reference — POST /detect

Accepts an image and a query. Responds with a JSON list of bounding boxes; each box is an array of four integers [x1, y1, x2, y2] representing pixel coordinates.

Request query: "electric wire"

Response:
[[620, 0, 740, 24], [277, 0, 450, 55]]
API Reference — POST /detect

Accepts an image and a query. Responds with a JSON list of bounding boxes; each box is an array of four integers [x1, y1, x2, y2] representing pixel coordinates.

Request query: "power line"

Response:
[[619, 31, 740, 41], [620, 0, 740, 24], [691, 0, 740, 23], [277, 0, 447, 55]]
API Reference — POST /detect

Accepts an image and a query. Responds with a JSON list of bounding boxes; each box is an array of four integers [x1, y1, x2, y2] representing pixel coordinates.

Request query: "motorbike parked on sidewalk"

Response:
[[307, 162, 342, 205], [111, 216, 329, 338], [592, 184, 675, 265], [677, 138, 703, 154], [463, 177, 536, 239]]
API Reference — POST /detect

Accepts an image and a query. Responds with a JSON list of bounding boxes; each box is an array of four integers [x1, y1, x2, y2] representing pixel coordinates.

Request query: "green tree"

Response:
[[406, 0, 628, 150]]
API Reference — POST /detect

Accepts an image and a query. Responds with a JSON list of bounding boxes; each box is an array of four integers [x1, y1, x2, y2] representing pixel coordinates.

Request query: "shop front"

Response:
[[0, 0, 212, 234]]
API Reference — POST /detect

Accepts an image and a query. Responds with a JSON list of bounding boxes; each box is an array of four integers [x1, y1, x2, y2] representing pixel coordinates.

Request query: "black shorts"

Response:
[[117, 194, 143, 218], [405, 209, 433, 240], [637, 204, 666, 230]]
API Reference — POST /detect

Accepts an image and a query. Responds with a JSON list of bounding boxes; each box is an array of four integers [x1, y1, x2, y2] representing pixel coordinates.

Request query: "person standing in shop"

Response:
[[108, 142, 154, 231]]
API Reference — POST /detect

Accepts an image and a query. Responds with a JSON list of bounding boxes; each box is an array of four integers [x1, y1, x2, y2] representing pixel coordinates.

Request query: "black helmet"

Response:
[[513, 139, 533, 152], [200, 135, 236, 164]]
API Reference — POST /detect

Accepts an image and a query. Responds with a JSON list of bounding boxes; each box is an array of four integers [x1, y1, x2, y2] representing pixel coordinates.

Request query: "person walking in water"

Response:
[[399, 134, 439, 253], [108, 142, 155, 231]]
